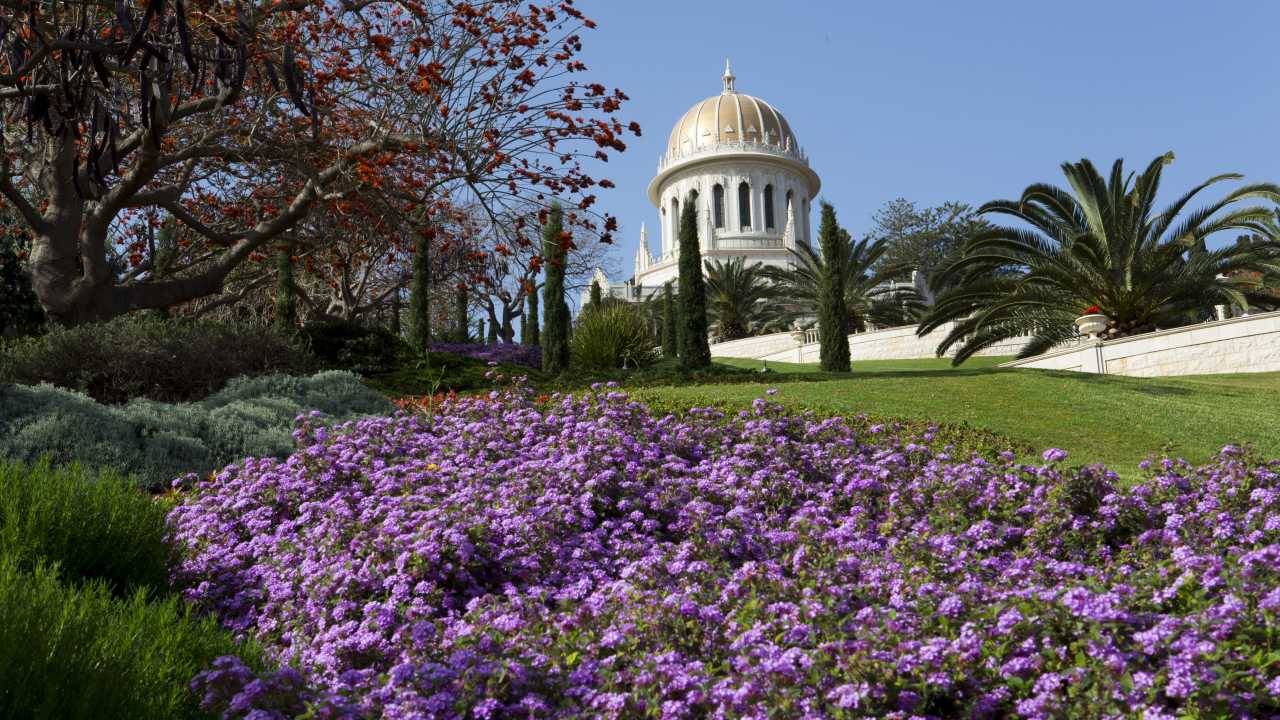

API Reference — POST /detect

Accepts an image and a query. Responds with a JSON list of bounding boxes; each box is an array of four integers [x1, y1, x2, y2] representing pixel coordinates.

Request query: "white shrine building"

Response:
[[587, 61, 822, 304]]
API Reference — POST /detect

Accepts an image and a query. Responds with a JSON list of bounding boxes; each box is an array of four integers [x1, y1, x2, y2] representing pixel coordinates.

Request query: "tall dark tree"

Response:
[[408, 232, 432, 353], [273, 239, 298, 331], [589, 280, 603, 311], [390, 285, 402, 337], [677, 193, 710, 368], [453, 285, 469, 342], [922, 153, 1280, 363], [541, 204, 571, 373], [661, 281, 678, 358], [486, 315, 499, 344], [524, 290, 541, 346], [817, 202, 851, 371]]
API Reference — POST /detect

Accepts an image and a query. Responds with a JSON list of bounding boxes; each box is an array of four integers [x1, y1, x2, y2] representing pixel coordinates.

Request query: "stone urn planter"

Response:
[[1074, 313, 1108, 339]]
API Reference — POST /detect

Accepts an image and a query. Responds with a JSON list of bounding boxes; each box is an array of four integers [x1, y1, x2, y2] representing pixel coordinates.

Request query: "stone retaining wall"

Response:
[[999, 310, 1280, 377], [711, 322, 1036, 364]]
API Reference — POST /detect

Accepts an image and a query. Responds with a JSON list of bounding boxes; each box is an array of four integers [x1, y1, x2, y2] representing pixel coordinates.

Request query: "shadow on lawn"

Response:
[[1031, 370, 1196, 397]]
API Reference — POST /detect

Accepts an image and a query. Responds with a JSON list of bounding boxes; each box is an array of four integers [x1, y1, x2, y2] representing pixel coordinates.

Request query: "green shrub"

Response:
[[300, 319, 411, 376], [570, 303, 657, 371], [0, 556, 259, 719], [0, 315, 314, 404], [0, 460, 172, 594], [0, 371, 395, 490]]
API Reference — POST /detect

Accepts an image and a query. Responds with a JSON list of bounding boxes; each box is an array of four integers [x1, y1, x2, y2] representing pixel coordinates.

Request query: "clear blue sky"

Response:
[[575, 1, 1279, 277]]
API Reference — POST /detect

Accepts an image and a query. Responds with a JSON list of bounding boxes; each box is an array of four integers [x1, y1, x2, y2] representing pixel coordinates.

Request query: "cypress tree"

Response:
[[390, 284, 402, 336], [816, 202, 851, 371], [526, 289, 540, 346], [661, 281, 677, 358], [408, 229, 431, 353], [588, 279, 602, 311], [540, 203, 570, 373], [486, 313, 499, 344], [273, 238, 297, 331], [677, 193, 710, 368], [519, 297, 529, 344], [151, 217, 177, 319], [453, 285, 468, 342]]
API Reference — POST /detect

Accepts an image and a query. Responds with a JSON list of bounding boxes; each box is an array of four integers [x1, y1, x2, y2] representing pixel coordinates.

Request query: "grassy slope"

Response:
[[638, 357, 1280, 476]]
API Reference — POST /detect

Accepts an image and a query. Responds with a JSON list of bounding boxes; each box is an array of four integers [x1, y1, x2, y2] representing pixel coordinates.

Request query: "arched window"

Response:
[[670, 197, 680, 247], [738, 181, 751, 230], [764, 185, 775, 230], [712, 184, 725, 229]]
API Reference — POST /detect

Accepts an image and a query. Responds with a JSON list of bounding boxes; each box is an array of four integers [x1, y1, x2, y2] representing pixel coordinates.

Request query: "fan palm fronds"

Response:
[[921, 153, 1280, 364]]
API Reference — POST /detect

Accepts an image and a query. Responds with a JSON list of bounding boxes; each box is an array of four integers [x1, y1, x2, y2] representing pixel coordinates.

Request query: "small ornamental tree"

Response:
[[408, 231, 431, 353], [541, 205, 571, 373], [677, 194, 710, 368], [525, 291, 540, 346], [662, 282, 677, 358], [817, 202, 851, 371]]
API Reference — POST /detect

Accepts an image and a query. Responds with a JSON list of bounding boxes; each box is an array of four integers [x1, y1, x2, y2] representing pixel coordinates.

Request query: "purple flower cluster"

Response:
[[428, 342, 541, 369], [169, 381, 1280, 719]]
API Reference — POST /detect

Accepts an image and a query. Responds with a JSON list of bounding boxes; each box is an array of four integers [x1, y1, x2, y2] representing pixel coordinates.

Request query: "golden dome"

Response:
[[666, 60, 798, 158]]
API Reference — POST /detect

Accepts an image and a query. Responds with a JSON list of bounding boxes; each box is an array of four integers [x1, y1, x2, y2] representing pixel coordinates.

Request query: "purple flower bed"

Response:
[[169, 383, 1280, 719], [428, 342, 541, 369]]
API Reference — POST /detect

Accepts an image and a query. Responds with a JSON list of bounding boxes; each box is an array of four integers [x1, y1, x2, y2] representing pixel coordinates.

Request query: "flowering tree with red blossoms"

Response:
[[0, 0, 634, 323]]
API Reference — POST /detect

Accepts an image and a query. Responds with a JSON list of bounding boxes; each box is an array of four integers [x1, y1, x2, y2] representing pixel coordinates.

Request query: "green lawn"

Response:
[[635, 357, 1280, 476]]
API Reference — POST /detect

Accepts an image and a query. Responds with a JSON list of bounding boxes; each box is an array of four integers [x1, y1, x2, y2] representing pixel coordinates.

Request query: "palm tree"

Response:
[[920, 153, 1280, 364], [702, 256, 782, 340], [765, 233, 926, 333]]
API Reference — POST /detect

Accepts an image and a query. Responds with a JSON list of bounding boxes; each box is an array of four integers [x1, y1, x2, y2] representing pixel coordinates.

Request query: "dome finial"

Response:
[[722, 58, 735, 94]]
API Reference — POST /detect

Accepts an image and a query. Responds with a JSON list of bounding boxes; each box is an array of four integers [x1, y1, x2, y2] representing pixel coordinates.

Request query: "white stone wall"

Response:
[[706, 332, 800, 359], [710, 322, 1040, 364], [1000, 310, 1280, 377]]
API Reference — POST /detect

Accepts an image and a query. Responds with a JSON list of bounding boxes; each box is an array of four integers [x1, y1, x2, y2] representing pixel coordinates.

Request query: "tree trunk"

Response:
[[501, 302, 515, 343]]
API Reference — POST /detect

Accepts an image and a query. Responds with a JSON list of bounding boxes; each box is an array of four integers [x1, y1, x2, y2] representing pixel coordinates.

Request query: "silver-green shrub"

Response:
[[570, 303, 657, 370], [0, 371, 393, 490]]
